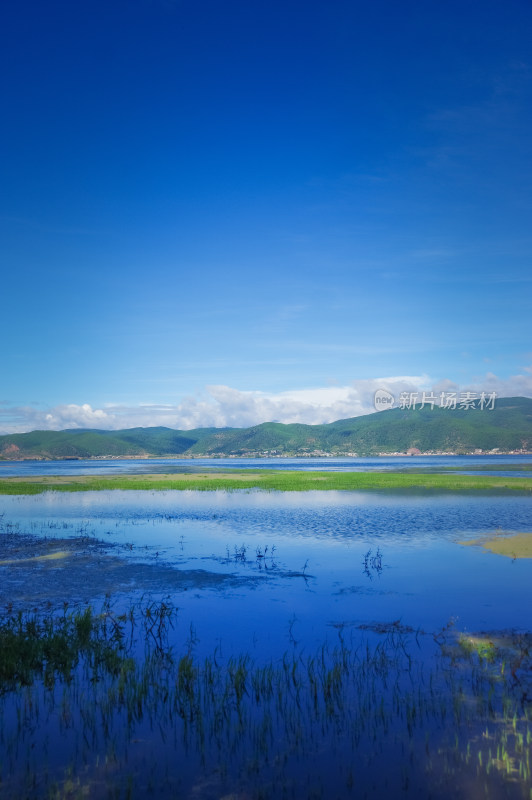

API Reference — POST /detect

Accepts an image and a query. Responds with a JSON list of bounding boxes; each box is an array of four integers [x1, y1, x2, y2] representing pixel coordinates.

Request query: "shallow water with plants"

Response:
[[1, 485, 532, 797]]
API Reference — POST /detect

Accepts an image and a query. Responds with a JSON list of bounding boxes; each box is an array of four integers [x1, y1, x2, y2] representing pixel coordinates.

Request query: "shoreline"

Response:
[[2, 450, 532, 463]]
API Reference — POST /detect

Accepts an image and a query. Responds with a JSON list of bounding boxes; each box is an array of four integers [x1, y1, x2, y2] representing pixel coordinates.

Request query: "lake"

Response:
[[1, 460, 531, 798], [2, 488, 532, 654], [2, 452, 532, 478]]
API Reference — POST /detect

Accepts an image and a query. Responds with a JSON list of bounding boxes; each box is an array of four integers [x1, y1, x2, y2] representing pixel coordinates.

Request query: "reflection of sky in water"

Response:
[[2, 489, 532, 658], [1, 454, 532, 477]]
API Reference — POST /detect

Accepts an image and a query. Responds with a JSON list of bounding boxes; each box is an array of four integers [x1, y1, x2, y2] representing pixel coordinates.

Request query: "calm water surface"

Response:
[[2, 488, 531, 658], [1, 453, 532, 477], [2, 484, 532, 798]]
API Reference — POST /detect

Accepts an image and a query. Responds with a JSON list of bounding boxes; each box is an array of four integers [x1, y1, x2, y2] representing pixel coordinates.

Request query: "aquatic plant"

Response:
[[0, 600, 531, 798], [0, 601, 127, 693], [362, 546, 383, 578]]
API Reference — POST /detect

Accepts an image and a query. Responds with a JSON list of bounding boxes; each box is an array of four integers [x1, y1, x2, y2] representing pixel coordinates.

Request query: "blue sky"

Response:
[[1, 0, 532, 432]]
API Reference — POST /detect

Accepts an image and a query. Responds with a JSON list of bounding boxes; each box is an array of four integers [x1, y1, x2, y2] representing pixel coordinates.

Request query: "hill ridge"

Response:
[[1, 397, 531, 460]]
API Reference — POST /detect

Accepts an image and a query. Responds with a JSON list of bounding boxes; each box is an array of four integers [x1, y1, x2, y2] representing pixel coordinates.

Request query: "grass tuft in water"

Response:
[[1, 601, 532, 798]]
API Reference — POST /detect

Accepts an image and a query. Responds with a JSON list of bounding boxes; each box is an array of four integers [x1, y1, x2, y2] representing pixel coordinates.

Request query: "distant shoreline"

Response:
[[2, 451, 532, 463]]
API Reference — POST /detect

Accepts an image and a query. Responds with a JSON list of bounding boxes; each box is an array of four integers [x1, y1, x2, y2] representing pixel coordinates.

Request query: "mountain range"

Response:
[[1, 397, 531, 460]]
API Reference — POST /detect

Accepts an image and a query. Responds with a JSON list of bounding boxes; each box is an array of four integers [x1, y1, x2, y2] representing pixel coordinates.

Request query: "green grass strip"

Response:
[[1, 470, 532, 494]]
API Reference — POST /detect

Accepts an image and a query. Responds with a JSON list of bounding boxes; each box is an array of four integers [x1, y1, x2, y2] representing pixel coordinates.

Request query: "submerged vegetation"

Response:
[[1, 469, 532, 495], [1, 600, 531, 798]]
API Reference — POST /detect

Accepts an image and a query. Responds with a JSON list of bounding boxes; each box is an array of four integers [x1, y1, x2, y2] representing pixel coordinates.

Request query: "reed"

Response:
[[0, 600, 531, 797]]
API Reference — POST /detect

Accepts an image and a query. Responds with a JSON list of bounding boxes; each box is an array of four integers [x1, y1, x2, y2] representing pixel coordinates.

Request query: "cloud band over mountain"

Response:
[[1, 368, 531, 434]]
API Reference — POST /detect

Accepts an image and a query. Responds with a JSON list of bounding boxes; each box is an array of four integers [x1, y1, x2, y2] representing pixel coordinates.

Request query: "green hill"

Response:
[[1, 397, 531, 460]]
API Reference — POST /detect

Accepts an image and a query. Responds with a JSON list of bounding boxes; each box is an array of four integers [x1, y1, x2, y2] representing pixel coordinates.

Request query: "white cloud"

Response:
[[43, 404, 112, 428], [0, 403, 118, 435], [0, 369, 531, 434]]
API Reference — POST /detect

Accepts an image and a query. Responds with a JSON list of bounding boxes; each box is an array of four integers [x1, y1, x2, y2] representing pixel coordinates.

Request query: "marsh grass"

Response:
[[1, 470, 532, 495], [0, 604, 123, 692], [1, 602, 531, 798]]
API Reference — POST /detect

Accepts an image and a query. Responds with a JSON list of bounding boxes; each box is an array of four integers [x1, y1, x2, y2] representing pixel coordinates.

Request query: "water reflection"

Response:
[[1, 453, 532, 477], [1, 489, 531, 655], [1, 488, 532, 797]]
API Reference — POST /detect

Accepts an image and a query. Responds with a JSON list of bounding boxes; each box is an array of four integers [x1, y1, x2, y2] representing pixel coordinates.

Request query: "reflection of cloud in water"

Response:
[[1, 491, 532, 650]]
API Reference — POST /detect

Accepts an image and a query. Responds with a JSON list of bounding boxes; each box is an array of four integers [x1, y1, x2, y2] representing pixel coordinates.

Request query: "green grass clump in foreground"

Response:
[[1, 470, 532, 494]]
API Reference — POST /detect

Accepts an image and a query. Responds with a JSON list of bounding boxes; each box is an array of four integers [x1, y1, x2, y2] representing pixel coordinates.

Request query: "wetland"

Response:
[[1, 457, 532, 798]]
